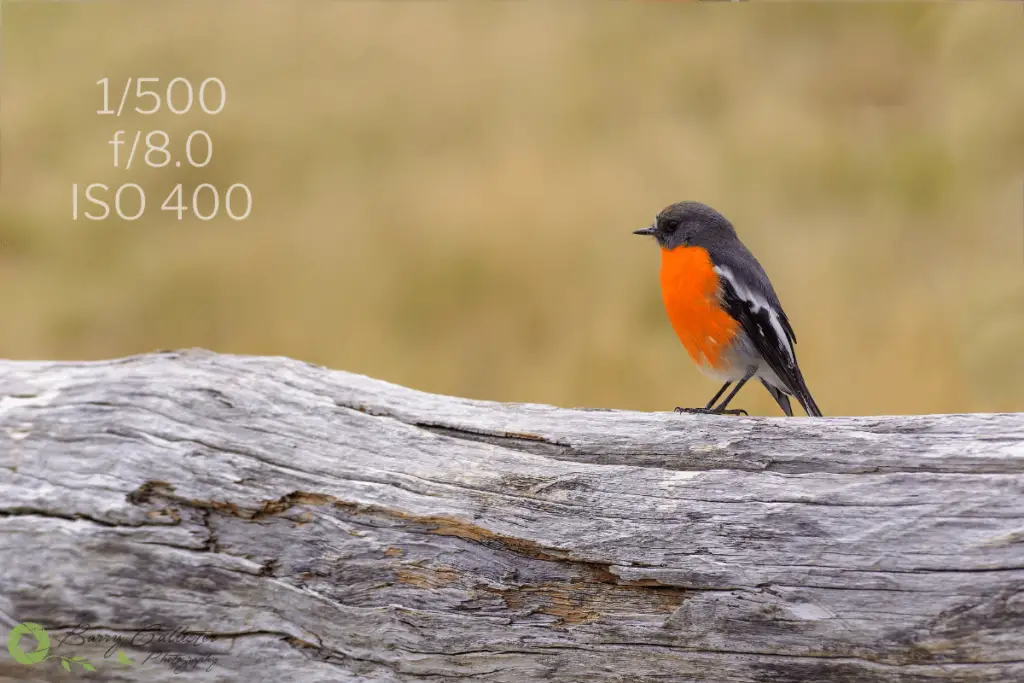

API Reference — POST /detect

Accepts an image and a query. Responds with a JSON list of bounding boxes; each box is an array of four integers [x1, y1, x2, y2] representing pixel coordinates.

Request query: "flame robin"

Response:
[[634, 201, 822, 417]]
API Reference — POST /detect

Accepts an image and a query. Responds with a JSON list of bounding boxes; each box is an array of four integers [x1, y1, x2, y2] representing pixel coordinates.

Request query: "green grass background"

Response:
[[1, 2, 1022, 416]]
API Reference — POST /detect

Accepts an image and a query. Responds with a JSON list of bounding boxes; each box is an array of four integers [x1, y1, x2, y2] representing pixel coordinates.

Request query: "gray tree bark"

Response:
[[1, 349, 1022, 682]]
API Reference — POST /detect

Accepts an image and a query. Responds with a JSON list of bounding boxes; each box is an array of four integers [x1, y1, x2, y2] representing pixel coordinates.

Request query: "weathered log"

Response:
[[1, 349, 1022, 682]]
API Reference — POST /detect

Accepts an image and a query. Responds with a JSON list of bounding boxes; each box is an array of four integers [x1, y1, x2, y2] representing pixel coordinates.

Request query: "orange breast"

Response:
[[659, 246, 738, 369]]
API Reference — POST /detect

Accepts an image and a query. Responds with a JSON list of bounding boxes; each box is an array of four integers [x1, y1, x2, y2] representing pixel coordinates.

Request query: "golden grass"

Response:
[[1, 2, 1022, 416]]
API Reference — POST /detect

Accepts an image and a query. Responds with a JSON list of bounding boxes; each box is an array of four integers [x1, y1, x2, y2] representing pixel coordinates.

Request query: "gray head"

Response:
[[633, 201, 737, 250]]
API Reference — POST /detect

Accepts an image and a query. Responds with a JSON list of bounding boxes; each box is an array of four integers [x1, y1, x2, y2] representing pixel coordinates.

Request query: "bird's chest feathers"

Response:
[[659, 246, 739, 368]]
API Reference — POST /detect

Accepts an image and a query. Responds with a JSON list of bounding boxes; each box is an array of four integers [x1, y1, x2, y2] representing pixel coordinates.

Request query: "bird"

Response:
[[633, 201, 822, 417]]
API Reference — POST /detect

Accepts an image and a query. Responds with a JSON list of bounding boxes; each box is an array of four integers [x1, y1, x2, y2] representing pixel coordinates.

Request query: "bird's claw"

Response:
[[674, 406, 749, 416]]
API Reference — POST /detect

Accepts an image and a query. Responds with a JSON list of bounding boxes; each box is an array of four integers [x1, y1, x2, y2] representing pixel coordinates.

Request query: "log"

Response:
[[1, 349, 1023, 682]]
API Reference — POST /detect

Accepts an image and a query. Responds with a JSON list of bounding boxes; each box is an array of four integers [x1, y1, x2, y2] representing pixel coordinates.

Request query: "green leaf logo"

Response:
[[7, 622, 50, 666], [117, 650, 137, 667], [7, 623, 99, 673]]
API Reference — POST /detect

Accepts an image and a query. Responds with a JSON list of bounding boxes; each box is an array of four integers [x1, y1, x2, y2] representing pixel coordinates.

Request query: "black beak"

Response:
[[633, 225, 655, 236]]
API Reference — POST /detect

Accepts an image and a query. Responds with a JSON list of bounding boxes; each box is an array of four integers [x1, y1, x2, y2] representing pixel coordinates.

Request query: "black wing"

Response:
[[717, 267, 822, 417]]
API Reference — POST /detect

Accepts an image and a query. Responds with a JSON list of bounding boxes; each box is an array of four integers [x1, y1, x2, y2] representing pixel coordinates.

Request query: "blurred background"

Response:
[[1, 2, 1022, 417]]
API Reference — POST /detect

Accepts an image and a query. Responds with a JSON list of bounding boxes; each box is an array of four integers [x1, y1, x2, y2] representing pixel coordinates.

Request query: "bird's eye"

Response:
[[661, 219, 679, 234]]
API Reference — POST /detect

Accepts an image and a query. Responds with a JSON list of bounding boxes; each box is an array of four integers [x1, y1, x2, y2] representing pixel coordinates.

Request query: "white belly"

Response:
[[695, 332, 790, 395]]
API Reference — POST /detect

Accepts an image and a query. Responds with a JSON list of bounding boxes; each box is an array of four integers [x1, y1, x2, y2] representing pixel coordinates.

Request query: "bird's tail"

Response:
[[760, 379, 793, 417], [789, 367, 822, 417]]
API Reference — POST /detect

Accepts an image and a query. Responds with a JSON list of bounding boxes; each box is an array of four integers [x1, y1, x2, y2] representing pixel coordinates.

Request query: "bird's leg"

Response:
[[675, 381, 731, 415], [676, 381, 746, 415], [706, 382, 732, 409], [675, 369, 755, 416], [710, 374, 751, 414]]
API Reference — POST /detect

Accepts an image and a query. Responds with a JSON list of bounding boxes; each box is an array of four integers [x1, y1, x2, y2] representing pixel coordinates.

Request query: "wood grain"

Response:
[[1, 349, 1022, 682]]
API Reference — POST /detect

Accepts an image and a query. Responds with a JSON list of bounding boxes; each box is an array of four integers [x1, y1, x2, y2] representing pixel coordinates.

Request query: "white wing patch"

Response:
[[713, 265, 795, 364]]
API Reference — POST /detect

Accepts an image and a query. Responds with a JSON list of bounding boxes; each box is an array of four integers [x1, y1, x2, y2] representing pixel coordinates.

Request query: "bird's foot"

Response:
[[674, 406, 749, 416]]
